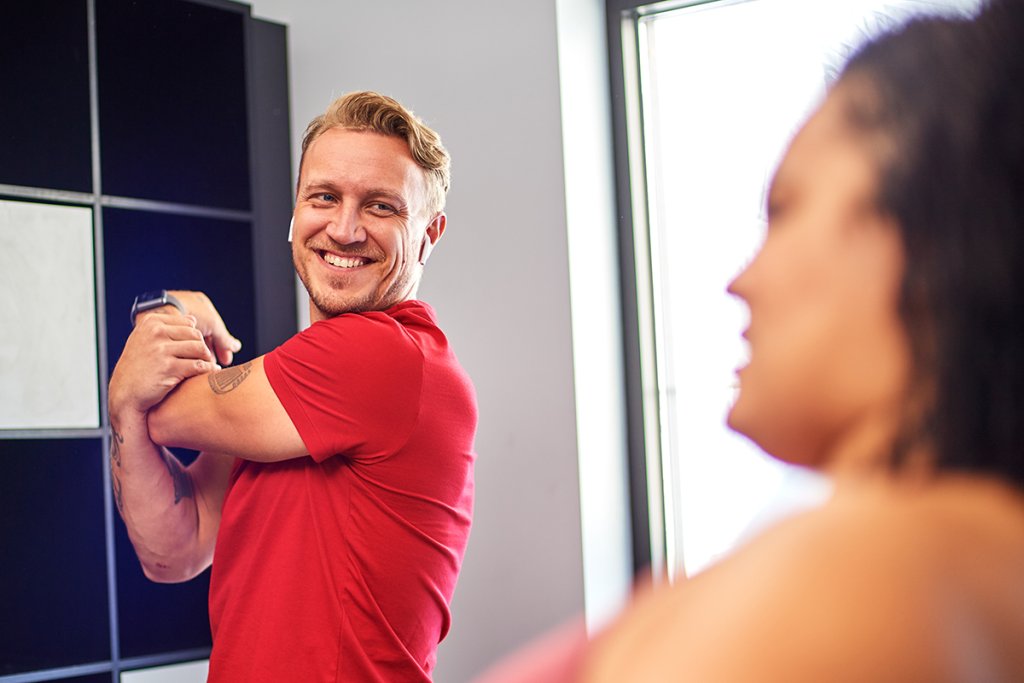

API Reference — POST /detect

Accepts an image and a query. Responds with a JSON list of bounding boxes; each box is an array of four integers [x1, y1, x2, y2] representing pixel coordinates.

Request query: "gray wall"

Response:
[[248, 1, 587, 680]]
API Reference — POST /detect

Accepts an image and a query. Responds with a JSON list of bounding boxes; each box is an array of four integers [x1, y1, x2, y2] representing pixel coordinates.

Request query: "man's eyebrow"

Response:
[[298, 179, 336, 193], [299, 179, 408, 206], [300, 177, 341, 190], [364, 188, 409, 207]]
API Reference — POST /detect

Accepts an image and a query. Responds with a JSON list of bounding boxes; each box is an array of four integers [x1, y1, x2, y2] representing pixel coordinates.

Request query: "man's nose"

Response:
[[325, 206, 367, 244]]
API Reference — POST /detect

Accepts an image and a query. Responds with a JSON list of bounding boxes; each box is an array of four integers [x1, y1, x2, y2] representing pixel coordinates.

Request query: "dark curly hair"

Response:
[[838, 0, 1024, 484]]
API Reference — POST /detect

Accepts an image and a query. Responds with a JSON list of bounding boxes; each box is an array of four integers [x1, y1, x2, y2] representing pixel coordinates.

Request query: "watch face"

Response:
[[135, 290, 168, 307], [131, 290, 171, 326]]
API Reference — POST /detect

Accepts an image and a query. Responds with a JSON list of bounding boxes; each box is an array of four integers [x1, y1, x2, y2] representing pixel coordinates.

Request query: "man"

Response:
[[108, 91, 477, 682]]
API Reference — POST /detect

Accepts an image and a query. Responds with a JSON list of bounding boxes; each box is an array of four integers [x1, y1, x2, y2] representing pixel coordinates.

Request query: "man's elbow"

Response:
[[136, 537, 211, 584], [140, 558, 205, 584], [147, 402, 174, 446]]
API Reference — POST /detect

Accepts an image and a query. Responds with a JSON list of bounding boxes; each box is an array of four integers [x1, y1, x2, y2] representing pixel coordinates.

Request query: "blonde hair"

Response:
[[299, 91, 451, 216]]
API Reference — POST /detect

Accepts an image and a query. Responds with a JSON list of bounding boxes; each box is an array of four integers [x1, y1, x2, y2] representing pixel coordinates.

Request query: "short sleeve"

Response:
[[263, 313, 423, 463]]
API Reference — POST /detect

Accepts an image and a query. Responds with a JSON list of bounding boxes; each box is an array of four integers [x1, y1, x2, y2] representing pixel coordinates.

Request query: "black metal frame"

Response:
[[605, 0, 656, 576], [604, 0, 730, 576]]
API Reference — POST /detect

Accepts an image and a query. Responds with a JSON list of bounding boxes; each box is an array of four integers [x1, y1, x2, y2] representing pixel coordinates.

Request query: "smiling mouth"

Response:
[[319, 251, 371, 269]]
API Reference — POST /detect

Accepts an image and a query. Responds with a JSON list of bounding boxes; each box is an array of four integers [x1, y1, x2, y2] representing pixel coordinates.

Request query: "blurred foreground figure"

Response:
[[479, 1, 1024, 680]]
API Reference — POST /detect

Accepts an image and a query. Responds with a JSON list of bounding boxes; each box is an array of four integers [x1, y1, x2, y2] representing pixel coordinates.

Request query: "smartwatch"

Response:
[[130, 290, 186, 326]]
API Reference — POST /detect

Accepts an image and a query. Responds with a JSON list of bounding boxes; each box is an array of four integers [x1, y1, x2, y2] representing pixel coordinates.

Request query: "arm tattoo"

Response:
[[161, 451, 195, 504], [110, 423, 124, 468], [209, 361, 254, 395], [112, 468, 125, 514], [110, 422, 126, 514]]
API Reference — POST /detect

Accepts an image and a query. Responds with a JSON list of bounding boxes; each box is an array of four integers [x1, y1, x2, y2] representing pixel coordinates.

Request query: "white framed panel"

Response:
[[121, 659, 210, 683], [0, 198, 99, 429]]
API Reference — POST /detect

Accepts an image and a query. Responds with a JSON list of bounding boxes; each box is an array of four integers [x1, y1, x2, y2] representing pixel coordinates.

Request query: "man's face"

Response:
[[292, 127, 444, 321]]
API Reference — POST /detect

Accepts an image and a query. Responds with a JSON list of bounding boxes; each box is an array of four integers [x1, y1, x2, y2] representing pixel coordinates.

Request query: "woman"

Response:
[[479, 1, 1024, 680], [585, 3, 1024, 680]]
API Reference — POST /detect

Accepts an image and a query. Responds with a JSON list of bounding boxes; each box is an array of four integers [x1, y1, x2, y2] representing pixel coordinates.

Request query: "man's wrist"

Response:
[[108, 390, 150, 423]]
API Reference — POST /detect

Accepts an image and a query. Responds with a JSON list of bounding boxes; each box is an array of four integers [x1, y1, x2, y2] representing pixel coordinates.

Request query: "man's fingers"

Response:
[[135, 310, 198, 335], [164, 290, 242, 366], [163, 323, 205, 342], [208, 332, 241, 366], [159, 357, 220, 386], [202, 318, 241, 366], [161, 338, 216, 363], [135, 315, 215, 362]]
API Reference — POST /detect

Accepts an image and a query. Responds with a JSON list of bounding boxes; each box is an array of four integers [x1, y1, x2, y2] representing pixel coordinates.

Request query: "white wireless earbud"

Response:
[[418, 233, 434, 265], [287, 217, 294, 243]]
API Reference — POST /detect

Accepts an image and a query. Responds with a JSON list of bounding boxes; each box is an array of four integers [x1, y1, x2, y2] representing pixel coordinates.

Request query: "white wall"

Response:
[[248, 2, 588, 680]]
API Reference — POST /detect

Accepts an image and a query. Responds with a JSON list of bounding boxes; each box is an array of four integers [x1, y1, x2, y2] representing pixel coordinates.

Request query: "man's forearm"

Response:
[[106, 302, 235, 581], [109, 404, 208, 582]]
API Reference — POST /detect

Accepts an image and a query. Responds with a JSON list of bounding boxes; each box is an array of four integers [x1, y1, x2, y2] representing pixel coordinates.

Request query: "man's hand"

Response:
[[109, 312, 221, 415], [167, 290, 242, 366]]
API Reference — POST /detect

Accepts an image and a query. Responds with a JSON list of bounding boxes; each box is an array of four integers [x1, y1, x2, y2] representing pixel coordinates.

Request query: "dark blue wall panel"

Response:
[[0, 440, 110, 675], [103, 207, 258, 379], [0, 0, 91, 192], [97, 0, 251, 209]]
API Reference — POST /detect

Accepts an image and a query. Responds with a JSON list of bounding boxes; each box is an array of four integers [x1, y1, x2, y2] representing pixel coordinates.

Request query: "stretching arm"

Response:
[[109, 407, 233, 582], [148, 355, 308, 462], [108, 309, 233, 582], [146, 291, 306, 463]]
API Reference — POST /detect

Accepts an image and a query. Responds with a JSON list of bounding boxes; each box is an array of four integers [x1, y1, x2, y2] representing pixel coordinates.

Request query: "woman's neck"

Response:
[[822, 403, 932, 484]]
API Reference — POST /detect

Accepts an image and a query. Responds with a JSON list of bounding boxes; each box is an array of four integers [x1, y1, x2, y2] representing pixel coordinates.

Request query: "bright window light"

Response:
[[633, 0, 981, 577]]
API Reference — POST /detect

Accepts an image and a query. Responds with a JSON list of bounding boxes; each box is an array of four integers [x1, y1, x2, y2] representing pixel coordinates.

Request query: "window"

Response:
[[613, 0, 982, 578]]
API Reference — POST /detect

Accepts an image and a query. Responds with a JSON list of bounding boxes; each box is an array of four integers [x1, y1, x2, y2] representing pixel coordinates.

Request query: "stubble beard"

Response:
[[294, 249, 415, 318]]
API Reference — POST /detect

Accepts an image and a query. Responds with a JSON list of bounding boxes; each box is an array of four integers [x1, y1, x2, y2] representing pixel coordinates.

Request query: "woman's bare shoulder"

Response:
[[583, 476, 1024, 683]]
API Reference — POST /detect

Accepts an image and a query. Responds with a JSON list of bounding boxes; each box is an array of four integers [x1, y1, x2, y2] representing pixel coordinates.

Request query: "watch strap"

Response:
[[130, 290, 186, 326]]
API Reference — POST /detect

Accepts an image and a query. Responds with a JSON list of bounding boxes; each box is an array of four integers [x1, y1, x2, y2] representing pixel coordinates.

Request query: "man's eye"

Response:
[[370, 202, 395, 213], [318, 193, 336, 202]]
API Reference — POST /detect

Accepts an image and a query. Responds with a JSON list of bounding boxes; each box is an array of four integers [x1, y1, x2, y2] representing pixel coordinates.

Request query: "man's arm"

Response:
[[144, 290, 306, 464], [109, 409, 234, 582], [109, 309, 236, 582], [148, 355, 308, 463], [133, 288, 301, 463]]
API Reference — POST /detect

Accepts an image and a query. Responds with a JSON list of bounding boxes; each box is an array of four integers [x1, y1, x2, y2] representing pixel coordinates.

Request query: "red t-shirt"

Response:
[[207, 301, 477, 682]]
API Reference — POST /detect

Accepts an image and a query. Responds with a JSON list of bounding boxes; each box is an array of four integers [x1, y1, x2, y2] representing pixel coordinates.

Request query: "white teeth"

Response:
[[323, 253, 365, 268]]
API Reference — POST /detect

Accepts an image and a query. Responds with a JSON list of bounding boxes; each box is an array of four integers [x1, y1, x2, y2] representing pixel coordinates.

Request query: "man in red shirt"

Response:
[[108, 91, 477, 682]]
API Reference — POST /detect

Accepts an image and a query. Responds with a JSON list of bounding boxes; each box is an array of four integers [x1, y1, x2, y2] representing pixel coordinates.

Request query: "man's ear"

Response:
[[418, 213, 447, 265]]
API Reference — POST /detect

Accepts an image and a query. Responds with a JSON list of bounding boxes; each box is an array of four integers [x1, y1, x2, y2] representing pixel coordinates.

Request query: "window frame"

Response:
[[606, 0, 661, 578], [605, 0, 761, 578]]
